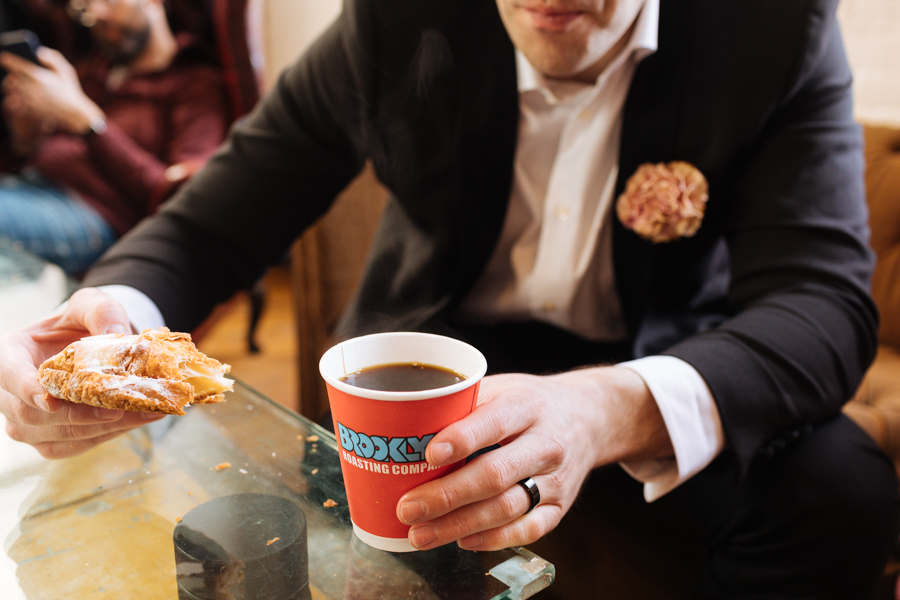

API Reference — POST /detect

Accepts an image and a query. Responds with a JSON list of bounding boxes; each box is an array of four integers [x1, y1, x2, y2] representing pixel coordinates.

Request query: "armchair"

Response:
[[844, 125, 900, 471]]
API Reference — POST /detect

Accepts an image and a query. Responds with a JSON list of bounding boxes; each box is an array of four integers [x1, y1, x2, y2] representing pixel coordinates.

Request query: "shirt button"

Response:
[[555, 204, 570, 221], [541, 301, 557, 313]]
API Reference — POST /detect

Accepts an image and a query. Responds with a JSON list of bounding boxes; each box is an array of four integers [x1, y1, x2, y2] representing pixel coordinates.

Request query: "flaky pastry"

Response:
[[38, 327, 233, 415]]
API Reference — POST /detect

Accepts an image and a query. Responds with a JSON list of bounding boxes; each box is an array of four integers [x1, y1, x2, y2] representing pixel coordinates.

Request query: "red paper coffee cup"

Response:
[[319, 332, 487, 552]]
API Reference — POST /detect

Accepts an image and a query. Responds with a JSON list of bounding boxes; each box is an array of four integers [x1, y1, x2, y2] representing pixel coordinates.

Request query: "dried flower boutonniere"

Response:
[[616, 161, 709, 243]]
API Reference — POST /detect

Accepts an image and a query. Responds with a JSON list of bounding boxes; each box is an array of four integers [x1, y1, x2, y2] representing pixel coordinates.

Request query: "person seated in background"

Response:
[[0, 0, 229, 276]]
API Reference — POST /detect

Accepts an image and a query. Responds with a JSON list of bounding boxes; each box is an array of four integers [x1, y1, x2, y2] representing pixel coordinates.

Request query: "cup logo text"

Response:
[[338, 422, 435, 463]]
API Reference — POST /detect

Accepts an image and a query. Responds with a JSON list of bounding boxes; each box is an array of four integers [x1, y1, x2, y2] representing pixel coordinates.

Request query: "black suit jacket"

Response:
[[84, 0, 877, 475]]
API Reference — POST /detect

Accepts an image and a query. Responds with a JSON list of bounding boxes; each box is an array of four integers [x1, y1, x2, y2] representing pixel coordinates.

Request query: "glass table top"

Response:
[[0, 379, 555, 599]]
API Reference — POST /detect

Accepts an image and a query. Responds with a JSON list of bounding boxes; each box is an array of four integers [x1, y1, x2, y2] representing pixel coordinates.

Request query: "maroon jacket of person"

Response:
[[28, 33, 230, 236]]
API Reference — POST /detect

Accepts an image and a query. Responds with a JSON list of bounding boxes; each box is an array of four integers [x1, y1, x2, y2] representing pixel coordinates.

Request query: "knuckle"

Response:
[[542, 471, 566, 498], [36, 441, 73, 460], [481, 458, 515, 491], [487, 523, 518, 550], [520, 518, 543, 546], [94, 299, 126, 321], [482, 408, 509, 439], [97, 418, 128, 437], [62, 404, 90, 425], [532, 505, 561, 539], [434, 482, 459, 514], [463, 406, 508, 452], [536, 433, 566, 470], [8, 398, 40, 427], [5, 419, 26, 442], [498, 488, 523, 519], [49, 423, 80, 441], [484, 460, 509, 487], [91, 297, 127, 323], [446, 507, 470, 536], [34, 442, 59, 459]]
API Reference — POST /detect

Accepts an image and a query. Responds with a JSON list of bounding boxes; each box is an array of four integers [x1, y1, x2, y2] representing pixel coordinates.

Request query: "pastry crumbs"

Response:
[[323, 499, 338, 508]]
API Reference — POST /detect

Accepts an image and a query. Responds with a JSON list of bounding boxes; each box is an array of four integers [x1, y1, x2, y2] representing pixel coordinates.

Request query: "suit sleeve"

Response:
[[80, 15, 367, 331], [662, 17, 878, 475]]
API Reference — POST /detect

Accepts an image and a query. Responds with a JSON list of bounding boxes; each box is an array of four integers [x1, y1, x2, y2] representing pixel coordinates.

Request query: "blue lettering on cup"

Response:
[[407, 434, 434, 461], [357, 432, 375, 459], [388, 436, 409, 463], [371, 436, 389, 461], [338, 423, 353, 452], [337, 422, 438, 466]]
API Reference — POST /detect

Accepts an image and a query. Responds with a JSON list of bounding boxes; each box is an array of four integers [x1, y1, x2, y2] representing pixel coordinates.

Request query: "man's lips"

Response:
[[522, 7, 585, 32]]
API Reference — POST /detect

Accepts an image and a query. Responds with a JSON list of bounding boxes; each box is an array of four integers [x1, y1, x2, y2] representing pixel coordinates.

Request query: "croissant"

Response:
[[38, 327, 233, 415]]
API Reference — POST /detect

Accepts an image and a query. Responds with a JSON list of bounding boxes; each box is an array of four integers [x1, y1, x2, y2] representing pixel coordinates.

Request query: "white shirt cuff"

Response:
[[617, 355, 725, 502], [96, 285, 166, 332]]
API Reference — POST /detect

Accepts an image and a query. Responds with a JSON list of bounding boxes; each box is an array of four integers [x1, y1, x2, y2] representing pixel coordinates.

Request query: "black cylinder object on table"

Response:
[[174, 493, 311, 600]]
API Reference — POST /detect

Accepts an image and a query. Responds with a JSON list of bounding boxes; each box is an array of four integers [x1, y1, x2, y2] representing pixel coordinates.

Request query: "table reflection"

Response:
[[1, 380, 554, 599]]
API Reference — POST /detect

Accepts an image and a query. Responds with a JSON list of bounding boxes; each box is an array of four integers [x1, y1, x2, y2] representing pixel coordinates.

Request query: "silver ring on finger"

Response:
[[517, 477, 541, 514]]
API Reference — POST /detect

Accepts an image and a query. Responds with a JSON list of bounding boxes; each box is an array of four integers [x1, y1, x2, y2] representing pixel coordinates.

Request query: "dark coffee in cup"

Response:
[[321, 332, 487, 551], [341, 362, 466, 392]]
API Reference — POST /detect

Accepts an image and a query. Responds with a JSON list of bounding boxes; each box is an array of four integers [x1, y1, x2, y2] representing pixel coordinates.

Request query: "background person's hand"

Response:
[[0, 47, 104, 136], [395, 367, 674, 551], [1, 52, 55, 157], [0, 288, 164, 458], [0, 88, 52, 157]]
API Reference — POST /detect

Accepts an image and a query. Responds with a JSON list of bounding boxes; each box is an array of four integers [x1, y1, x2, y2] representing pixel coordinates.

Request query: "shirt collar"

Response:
[[516, 0, 659, 93]]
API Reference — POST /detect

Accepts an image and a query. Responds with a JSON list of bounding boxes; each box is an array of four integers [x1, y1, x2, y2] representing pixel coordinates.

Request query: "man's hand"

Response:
[[0, 288, 164, 459], [0, 47, 105, 137], [395, 367, 674, 551]]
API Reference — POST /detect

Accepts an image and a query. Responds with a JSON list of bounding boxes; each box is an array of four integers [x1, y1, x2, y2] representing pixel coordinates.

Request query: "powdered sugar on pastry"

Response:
[[38, 328, 233, 415]]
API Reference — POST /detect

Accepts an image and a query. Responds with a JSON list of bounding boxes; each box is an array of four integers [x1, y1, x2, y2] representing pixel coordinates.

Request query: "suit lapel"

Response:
[[614, 0, 692, 336], [452, 7, 519, 300]]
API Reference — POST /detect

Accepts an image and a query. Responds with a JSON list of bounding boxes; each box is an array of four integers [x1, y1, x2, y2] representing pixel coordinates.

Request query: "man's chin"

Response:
[[519, 42, 591, 79]]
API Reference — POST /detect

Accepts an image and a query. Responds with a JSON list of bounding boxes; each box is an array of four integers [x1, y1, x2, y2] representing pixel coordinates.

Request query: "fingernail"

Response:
[[94, 407, 123, 420], [458, 534, 483, 549], [398, 500, 426, 524], [105, 324, 129, 335], [429, 442, 453, 465], [34, 394, 52, 412], [410, 525, 436, 549]]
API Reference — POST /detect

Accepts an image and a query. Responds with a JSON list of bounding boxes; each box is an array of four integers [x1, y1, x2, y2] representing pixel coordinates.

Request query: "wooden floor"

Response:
[[195, 265, 299, 412]]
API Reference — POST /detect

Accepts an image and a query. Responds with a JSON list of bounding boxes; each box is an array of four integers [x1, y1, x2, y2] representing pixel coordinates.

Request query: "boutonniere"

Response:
[[616, 161, 709, 243]]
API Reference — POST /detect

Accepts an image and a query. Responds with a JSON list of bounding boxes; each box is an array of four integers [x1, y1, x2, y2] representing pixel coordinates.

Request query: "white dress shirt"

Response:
[[457, 0, 724, 500], [100, 0, 724, 502]]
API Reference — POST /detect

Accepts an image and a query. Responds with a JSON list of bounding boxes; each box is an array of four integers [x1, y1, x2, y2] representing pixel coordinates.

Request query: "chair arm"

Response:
[[845, 344, 900, 467]]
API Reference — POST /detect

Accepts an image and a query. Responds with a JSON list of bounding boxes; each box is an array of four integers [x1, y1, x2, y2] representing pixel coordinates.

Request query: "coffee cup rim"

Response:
[[319, 332, 487, 401]]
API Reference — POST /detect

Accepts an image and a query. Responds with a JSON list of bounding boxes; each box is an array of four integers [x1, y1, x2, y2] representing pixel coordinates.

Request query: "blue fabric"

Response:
[[0, 170, 116, 276]]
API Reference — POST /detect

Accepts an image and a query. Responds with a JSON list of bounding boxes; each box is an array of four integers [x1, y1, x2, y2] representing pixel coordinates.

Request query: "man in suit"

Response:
[[1, 0, 897, 596]]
